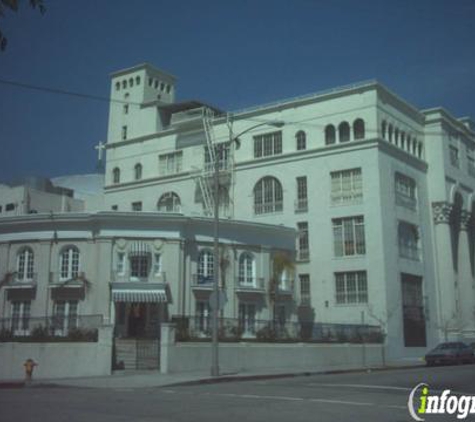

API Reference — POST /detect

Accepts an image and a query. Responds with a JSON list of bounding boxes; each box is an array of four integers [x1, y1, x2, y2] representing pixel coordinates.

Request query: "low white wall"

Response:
[[0, 326, 113, 380], [162, 341, 385, 374]]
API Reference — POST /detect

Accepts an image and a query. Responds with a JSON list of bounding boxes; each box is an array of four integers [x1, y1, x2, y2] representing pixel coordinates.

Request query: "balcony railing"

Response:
[[49, 271, 86, 284], [254, 201, 283, 215], [294, 198, 308, 213], [395, 193, 417, 210], [3, 271, 37, 285], [191, 274, 214, 288], [331, 191, 363, 205], [0, 314, 103, 341], [399, 245, 421, 261], [113, 271, 167, 283], [297, 249, 309, 261], [174, 316, 384, 343], [235, 277, 265, 292]]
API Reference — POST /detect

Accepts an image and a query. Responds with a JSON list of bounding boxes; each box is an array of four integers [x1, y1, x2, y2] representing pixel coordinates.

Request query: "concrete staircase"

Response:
[[115, 339, 137, 370]]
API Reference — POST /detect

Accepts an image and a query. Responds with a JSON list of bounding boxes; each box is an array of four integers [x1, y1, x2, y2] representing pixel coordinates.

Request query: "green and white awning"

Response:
[[112, 289, 167, 303]]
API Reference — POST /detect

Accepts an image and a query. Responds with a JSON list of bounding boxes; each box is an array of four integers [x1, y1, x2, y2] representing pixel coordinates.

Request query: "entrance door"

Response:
[[401, 274, 426, 347]]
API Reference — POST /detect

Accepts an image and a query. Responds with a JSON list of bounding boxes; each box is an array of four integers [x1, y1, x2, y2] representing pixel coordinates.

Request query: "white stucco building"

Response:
[[102, 63, 475, 359]]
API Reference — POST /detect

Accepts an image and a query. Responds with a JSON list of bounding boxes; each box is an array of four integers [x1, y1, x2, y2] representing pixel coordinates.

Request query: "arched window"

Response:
[[394, 128, 399, 144], [412, 139, 418, 155], [399, 131, 405, 148], [407, 136, 412, 152], [353, 119, 365, 140], [115, 82, 120, 91], [157, 192, 181, 213], [122, 80, 127, 89], [254, 177, 283, 215], [325, 125, 336, 145], [218, 186, 230, 217], [60, 246, 80, 280], [17, 247, 34, 281], [381, 121, 387, 139], [238, 253, 255, 285], [338, 122, 350, 143], [388, 124, 393, 143], [418, 143, 423, 158], [129, 78, 134, 87], [296, 131, 306, 150], [135, 76, 141, 85], [134, 163, 142, 180], [198, 250, 214, 284], [113, 168, 120, 184]]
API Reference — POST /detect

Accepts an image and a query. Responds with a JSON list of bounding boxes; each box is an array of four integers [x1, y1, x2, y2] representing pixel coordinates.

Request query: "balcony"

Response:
[[399, 245, 421, 261], [113, 271, 167, 284], [275, 279, 294, 298], [3, 271, 37, 287], [235, 277, 266, 294], [191, 274, 214, 290], [294, 198, 308, 213], [49, 271, 87, 285]]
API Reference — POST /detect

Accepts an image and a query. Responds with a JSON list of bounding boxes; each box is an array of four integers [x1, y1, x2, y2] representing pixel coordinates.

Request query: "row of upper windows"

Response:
[[148, 77, 172, 93], [11, 246, 80, 282], [110, 169, 418, 216], [381, 120, 423, 158], [115, 76, 141, 91]]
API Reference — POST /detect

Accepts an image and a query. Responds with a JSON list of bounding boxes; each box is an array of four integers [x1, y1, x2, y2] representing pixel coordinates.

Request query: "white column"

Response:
[[160, 323, 176, 374], [459, 211, 475, 336], [432, 202, 457, 341]]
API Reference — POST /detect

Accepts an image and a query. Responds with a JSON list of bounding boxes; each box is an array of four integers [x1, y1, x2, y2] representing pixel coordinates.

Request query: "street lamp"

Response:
[[210, 118, 285, 377]]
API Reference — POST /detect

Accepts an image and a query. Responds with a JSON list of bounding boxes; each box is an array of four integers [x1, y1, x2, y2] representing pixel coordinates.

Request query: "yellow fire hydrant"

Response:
[[23, 358, 37, 383]]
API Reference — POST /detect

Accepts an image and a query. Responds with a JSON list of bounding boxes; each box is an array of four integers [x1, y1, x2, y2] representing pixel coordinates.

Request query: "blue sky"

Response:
[[1, 0, 474, 182]]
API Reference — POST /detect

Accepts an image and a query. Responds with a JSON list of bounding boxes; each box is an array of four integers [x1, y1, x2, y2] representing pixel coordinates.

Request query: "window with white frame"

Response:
[[335, 271, 368, 304], [238, 252, 255, 285], [330, 168, 362, 205], [130, 256, 149, 278], [450, 146, 460, 168], [157, 192, 181, 212], [197, 250, 214, 284], [60, 246, 80, 280], [16, 247, 34, 281], [295, 176, 308, 212], [112, 167, 120, 184], [196, 301, 211, 333], [11, 301, 31, 335], [254, 176, 283, 215], [53, 300, 78, 335], [253, 131, 282, 158], [296, 131, 306, 151], [159, 151, 183, 176], [134, 163, 142, 180], [395, 172, 417, 209], [204, 142, 230, 172], [398, 221, 420, 260], [239, 303, 256, 335], [153, 253, 162, 275], [131, 201, 142, 211], [333, 216, 366, 257], [116, 252, 126, 275], [299, 274, 311, 306], [297, 222, 309, 261]]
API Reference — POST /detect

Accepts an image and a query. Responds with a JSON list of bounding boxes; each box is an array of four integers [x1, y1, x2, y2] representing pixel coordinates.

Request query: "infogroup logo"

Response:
[[408, 383, 475, 421]]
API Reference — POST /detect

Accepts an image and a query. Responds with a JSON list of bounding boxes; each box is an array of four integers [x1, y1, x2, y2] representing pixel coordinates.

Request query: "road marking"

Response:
[[306, 383, 412, 392], [309, 398, 374, 406]]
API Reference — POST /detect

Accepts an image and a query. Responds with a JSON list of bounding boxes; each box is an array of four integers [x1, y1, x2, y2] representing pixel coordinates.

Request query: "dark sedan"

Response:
[[425, 342, 474, 366]]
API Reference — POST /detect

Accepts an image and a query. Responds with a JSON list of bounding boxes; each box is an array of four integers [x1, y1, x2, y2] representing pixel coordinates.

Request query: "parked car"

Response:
[[425, 342, 474, 366]]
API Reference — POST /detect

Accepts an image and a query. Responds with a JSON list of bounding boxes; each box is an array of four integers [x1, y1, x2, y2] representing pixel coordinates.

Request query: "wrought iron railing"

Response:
[[0, 314, 103, 341], [174, 317, 383, 343]]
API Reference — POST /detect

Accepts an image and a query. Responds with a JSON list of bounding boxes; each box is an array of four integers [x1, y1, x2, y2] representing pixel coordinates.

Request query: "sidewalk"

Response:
[[0, 358, 424, 389]]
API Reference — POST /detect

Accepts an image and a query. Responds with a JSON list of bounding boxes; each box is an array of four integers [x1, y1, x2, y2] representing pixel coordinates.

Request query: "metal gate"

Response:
[[136, 339, 160, 370]]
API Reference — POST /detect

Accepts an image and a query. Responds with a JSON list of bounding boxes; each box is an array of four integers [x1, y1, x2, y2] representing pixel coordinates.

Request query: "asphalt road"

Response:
[[2, 365, 475, 422]]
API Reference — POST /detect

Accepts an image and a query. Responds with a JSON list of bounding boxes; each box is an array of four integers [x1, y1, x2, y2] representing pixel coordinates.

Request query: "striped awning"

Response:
[[112, 289, 167, 303], [128, 241, 151, 257]]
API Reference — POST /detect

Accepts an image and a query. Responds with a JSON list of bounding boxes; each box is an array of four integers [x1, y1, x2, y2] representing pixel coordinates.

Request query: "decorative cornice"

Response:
[[432, 201, 453, 224]]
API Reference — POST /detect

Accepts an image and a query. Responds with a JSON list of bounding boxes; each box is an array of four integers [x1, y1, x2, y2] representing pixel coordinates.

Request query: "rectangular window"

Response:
[[11, 301, 31, 336], [335, 271, 368, 304], [123, 104, 129, 115], [395, 172, 417, 210], [111, 205, 118, 211], [154, 253, 162, 275], [299, 274, 311, 306], [330, 168, 362, 205], [121, 125, 127, 140], [467, 147, 475, 177], [450, 146, 459, 168], [130, 256, 149, 278], [204, 143, 230, 173], [297, 222, 309, 261], [295, 176, 308, 212], [253, 131, 283, 158], [131, 202, 142, 211], [117, 252, 126, 274], [398, 221, 420, 260], [159, 151, 183, 176], [53, 300, 78, 335], [5, 203, 15, 212], [333, 216, 365, 257], [196, 301, 211, 334], [238, 303, 257, 335]]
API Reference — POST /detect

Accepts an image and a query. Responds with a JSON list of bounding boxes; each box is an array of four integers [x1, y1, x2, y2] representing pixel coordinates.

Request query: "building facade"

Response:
[[102, 63, 475, 359]]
